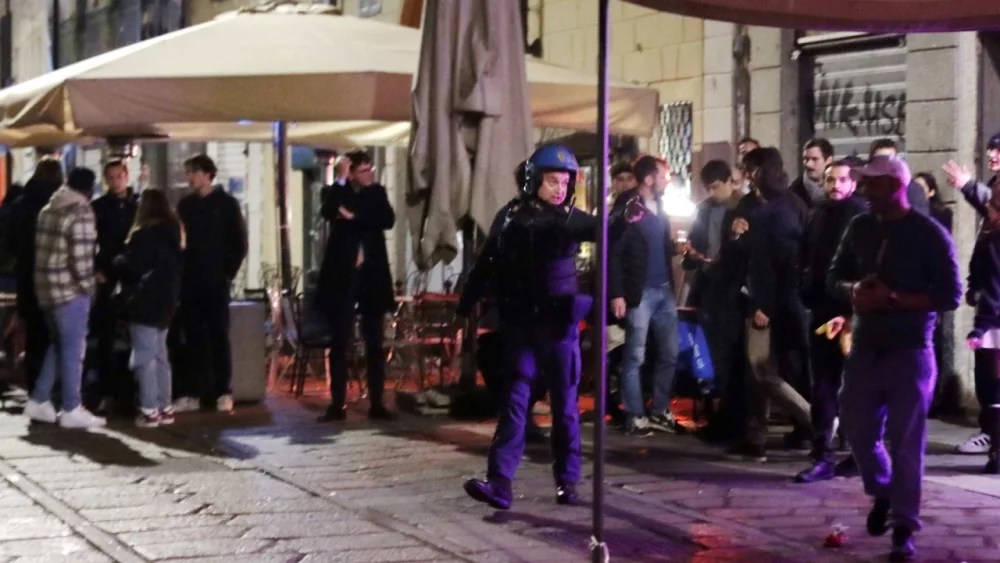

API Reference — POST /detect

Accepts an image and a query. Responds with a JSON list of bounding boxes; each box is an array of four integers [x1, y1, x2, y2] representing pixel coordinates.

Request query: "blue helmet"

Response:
[[521, 144, 579, 196]]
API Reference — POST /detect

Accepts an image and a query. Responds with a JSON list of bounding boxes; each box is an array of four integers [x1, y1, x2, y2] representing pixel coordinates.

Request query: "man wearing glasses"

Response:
[[316, 150, 397, 421]]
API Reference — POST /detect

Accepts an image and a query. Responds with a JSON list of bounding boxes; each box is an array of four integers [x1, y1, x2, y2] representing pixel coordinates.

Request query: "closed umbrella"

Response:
[[408, 0, 533, 269]]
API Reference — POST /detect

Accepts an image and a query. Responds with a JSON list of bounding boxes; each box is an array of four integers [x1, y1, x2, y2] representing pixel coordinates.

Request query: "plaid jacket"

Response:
[[34, 186, 97, 308]]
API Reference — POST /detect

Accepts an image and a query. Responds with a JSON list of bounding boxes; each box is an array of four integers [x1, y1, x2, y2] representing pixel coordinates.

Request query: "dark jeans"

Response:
[[177, 283, 232, 402], [974, 348, 1000, 433], [700, 304, 745, 437], [809, 328, 845, 461], [16, 292, 48, 395], [327, 309, 385, 409], [488, 323, 581, 487], [90, 283, 126, 400]]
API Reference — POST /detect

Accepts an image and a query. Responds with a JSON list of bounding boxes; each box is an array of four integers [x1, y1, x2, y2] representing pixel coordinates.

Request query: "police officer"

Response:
[[458, 144, 595, 510]]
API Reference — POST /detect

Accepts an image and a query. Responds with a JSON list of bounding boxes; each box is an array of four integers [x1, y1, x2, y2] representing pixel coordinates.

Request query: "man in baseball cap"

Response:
[[830, 152, 961, 561]]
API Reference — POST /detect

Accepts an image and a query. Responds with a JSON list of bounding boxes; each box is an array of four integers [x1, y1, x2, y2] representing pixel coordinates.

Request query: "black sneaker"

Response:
[[623, 416, 654, 437], [317, 405, 346, 422], [368, 404, 398, 420], [463, 478, 512, 510], [834, 455, 860, 478], [889, 526, 915, 562], [556, 484, 582, 506], [867, 497, 890, 536], [648, 412, 679, 434], [725, 443, 767, 462], [793, 460, 836, 483]]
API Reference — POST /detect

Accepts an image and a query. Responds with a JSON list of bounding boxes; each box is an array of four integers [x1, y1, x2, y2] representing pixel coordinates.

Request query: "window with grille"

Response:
[[658, 102, 694, 198]]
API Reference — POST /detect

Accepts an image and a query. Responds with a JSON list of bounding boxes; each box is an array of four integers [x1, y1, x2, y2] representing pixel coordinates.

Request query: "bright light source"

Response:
[[660, 189, 695, 217]]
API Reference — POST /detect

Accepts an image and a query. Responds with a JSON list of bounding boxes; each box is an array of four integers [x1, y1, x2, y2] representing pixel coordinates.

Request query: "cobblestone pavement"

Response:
[[0, 388, 998, 562]]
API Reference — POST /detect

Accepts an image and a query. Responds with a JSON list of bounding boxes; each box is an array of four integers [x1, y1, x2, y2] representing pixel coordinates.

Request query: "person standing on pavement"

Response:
[[682, 160, 744, 440], [26, 167, 106, 429], [113, 189, 182, 428], [942, 138, 1000, 469], [315, 150, 397, 422], [459, 144, 595, 510], [869, 138, 930, 217], [5, 160, 63, 395], [789, 138, 833, 209], [173, 155, 247, 414], [89, 160, 138, 411], [794, 157, 868, 483], [609, 155, 680, 436], [829, 155, 960, 562], [737, 147, 813, 459]]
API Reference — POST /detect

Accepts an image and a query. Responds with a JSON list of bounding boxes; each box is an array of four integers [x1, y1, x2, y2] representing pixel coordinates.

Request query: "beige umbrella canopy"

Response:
[[626, 0, 1000, 30], [0, 4, 656, 139]]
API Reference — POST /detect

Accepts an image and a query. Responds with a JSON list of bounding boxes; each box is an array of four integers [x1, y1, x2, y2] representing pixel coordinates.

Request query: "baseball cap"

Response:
[[851, 155, 911, 188]]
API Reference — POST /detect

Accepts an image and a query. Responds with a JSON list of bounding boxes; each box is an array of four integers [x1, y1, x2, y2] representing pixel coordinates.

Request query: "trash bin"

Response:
[[230, 299, 267, 402]]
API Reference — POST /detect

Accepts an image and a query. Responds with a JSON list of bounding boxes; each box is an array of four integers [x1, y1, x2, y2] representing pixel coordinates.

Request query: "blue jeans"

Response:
[[33, 295, 91, 412], [621, 286, 678, 417], [129, 324, 172, 411]]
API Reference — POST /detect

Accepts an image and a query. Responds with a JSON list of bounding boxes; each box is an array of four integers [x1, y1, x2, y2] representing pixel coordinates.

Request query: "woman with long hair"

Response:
[[113, 189, 183, 427]]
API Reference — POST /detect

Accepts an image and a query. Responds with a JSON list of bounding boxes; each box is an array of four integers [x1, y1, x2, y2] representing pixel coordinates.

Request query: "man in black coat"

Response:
[[174, 154, 248, 413], [6, 159, 63, 394], [789, 138, 833, 209], [794, 158, 868, 483], [89, 160, 138, 410], [316, 150, 396, 422]]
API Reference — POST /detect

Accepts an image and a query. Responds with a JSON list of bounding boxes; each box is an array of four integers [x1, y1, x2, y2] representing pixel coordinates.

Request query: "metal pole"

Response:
[[273, 121, 294, 294], [590, 0, 610, 561]]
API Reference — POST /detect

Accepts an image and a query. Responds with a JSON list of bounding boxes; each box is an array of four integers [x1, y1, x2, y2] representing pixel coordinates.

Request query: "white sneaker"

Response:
[[58, 406, 106, 429], [172, 397, 200, 413], [216, 394, 234, 413], [956, 432, 991, 454], [24, 400, 57, 424]]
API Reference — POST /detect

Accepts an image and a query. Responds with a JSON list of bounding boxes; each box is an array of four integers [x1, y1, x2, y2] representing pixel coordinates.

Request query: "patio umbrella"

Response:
[[625, 0, 1000, 31], [407, 0, 533, 269], [0, 2, 656, 292]]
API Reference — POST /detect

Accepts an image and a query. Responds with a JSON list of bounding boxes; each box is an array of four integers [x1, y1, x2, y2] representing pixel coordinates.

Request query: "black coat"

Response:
[[315, 182, 395, 317], [91, 191, 138, 282], [747, 192, 809, 350], [113, 222, 182, 329], [800, 193, 868, 323], [609, 188, 675, 308], [6, 177, 60, 300], [176, 187, 247, 290]]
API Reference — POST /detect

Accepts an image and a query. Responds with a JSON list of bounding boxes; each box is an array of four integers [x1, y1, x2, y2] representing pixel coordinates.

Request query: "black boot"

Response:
[[867, 497, 890, 536], [793, 460, 836, 483], [889, 526, 916, 562], [463, 478, 512, 510], [556, 483, 582, 506], [984, 406, 1000, 475]]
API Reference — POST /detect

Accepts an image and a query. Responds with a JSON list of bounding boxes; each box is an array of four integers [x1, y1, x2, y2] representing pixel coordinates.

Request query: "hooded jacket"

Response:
[[33, 186, 97, 308]]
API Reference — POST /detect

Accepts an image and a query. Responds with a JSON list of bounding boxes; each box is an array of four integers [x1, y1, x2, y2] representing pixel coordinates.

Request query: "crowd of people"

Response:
[[1, 154, 247, 428], [454, 133, 1000, 562]]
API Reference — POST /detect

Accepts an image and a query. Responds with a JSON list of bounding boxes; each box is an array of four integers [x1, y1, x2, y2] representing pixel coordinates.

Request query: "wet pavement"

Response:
[[0, 386, 998, 562]]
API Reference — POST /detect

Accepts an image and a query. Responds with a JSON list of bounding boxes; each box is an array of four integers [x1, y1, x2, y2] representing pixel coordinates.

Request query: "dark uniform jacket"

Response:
[[315, 182, 395, 317], [458, 196, 595, 327]]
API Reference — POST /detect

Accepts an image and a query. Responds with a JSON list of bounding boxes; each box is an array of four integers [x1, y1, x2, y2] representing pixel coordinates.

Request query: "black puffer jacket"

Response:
[[113, 222, 182, 328], [608, 188, 674, 308]]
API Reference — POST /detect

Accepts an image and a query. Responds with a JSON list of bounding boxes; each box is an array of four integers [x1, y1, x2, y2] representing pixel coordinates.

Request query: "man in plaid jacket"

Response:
[[26, 167, 106, 429]]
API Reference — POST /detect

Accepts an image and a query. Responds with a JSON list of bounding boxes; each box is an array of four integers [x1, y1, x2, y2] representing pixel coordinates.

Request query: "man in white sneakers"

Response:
[[27, 167, 106, 429]]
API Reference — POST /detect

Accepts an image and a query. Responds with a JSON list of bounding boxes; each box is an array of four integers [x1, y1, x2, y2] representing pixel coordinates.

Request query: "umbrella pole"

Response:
[[590, 0, 610, 562], [273, 120, 294, 295]]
